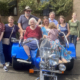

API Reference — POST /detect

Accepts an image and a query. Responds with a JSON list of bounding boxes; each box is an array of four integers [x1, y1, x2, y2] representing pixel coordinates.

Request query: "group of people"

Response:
[[0, 6, 80, 71]]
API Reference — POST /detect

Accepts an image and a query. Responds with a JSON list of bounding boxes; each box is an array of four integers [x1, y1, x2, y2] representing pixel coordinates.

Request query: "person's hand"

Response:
[[66, 35, 68, 38], [36, 19, 41, 26], [38, 19, 41, 22], [77, 37, 79, 41], [23, 39, 26, 42], [23, 30, 26, 34], [38, 24, 43, 28], [20, 35, 23, 39], [43, 35, 47, 38], [58, 29, 61, 32], [0, 37, 1, 41]]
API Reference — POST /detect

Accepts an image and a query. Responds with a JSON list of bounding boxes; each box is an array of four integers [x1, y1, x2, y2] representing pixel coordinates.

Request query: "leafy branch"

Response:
[[49, 0, 73, 16], [0, 0, 14, 16]]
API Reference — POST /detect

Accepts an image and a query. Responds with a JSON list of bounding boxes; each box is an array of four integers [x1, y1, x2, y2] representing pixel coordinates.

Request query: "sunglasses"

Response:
[[26, 10, 31, 12]]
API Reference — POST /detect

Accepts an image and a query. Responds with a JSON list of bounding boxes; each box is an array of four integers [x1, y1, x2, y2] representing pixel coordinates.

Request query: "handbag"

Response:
[[2, 25, 15, 45]]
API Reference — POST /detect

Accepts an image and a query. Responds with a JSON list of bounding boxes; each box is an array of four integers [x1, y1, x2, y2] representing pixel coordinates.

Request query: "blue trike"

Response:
[[11, 32, 76, 80]]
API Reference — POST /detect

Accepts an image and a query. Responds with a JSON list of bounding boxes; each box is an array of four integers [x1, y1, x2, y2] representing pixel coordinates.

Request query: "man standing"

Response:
[[49, 11, 58, 26], [18, 6, 41, 34]]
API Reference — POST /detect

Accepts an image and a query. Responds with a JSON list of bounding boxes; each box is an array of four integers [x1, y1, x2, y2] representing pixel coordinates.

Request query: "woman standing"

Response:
[[57, 15, 70, 38], [69, 13, 80, 49], [41, 16, 50, 37], [0, 15, 8, 71], [57, 15, 70, 44], [3, 16, 19, 65]]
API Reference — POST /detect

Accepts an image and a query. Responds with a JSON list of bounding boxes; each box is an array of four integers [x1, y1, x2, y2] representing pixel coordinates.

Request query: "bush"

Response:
[[18, 0, 49, 14], [18, 0, 73, 16], [0, 0, 14, 16], [49, 0, 73, 16]]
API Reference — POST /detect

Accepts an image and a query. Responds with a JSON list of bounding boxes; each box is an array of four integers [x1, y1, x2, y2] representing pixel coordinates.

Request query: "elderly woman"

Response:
[[23, 18, 42, 61]]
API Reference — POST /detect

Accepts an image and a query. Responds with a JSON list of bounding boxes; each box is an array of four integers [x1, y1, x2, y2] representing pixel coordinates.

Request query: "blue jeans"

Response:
[[0, 41, 5, 64], [69, 35, 77, 49]]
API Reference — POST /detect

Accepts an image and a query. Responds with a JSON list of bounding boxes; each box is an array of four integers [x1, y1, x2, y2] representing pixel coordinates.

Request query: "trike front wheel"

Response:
[[12, 57, 23, 70]]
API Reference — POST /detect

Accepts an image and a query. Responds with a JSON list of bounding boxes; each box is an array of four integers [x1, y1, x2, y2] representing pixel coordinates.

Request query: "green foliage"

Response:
[[0, 0, 14, 16], [49, 0, 73, 16], [18, 0, 49, 13], [18, 0, 73, 16]]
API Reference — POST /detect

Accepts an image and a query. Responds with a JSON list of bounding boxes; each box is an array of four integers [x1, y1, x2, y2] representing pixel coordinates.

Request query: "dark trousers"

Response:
[[69, 35, 77, 49], [3, 44, 12, 63]]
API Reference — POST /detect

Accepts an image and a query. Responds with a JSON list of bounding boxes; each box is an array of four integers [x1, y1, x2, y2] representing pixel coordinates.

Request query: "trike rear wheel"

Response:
[[65, 58, 74, 71]]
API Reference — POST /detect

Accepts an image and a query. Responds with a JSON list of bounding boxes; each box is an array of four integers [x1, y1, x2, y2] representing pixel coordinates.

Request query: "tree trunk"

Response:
[[37, 0, 40, 3]]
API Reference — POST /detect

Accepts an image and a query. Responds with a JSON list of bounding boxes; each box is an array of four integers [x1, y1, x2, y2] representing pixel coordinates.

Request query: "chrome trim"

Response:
[[60, 32, 69, 48], [41, 69, 62, 73], [17, 59, 31, 64], [43, 73, 57, 77], [35, 77, 39, 80], [40, 70, 44, 80]]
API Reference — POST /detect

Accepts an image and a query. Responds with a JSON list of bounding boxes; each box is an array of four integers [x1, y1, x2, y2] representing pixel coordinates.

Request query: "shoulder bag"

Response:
[[2, 25, 15, 45]]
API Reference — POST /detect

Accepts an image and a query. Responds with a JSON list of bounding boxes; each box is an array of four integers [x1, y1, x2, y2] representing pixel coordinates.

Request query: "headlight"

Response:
[[59, 64, 66, 71], [49, 60, 58, 66], [39, 61, 46, 69]]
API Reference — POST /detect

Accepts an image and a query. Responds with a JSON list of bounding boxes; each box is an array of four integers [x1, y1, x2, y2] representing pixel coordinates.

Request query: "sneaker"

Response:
[[3, 66, 8, 72], [26, 56, 31, 61], [6, 62, 10, 67]]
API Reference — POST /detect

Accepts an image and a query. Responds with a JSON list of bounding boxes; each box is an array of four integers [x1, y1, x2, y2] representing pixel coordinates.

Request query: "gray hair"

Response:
[[49, 11, 55, 15], [28, 18, 37, 25]]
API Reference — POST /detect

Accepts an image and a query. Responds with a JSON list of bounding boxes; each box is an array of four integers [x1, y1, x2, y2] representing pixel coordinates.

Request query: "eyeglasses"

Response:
[[26, 10, 31, 12]]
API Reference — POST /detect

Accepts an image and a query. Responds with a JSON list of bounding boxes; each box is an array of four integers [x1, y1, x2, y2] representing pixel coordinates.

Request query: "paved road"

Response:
[[0, 42, 80, 80]]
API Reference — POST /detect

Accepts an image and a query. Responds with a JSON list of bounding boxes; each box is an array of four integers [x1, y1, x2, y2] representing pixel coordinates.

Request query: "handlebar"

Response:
[[59, 32, 69, 48]]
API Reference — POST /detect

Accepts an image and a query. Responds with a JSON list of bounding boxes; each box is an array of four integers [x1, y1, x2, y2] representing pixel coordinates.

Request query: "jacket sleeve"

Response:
[[1, 23, 5, 32], [77, 21, 80, 38]]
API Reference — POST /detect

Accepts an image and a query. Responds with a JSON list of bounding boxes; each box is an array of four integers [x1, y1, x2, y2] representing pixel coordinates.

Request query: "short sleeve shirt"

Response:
[[47, 29, 59, 41], [0, 23, 5, 35], [49, 18, 58, 26], [18, 14, 39, 30], [3, 24, 19, 38], [24, 26, 42, 40]]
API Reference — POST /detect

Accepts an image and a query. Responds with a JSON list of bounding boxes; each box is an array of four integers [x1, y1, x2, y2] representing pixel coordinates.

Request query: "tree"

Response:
[[18, 0, 73, 16], [18, 0, 49, 14], [0, 0, 14, 16], [49, 0, 73, 16]]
